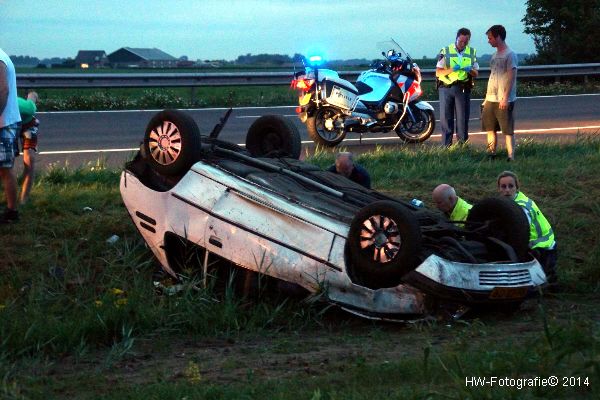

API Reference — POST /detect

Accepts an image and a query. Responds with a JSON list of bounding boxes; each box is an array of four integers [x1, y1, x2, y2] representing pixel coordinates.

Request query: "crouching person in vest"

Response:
[[432, 184, 472, 222], [497, 171, 558, 285]]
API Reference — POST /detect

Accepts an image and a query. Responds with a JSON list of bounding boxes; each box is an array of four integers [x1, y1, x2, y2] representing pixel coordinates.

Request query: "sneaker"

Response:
[[487, 153, 497, 160], [0, 208, 19, 224]]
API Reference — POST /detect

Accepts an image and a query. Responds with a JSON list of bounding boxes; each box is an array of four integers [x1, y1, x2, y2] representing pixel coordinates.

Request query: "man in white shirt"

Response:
[[481, 25, 518, 161], [0, 47, 21, 224]]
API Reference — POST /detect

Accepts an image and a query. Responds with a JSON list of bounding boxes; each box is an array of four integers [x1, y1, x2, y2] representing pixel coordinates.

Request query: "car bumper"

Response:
[[406, 254, 547, 303]]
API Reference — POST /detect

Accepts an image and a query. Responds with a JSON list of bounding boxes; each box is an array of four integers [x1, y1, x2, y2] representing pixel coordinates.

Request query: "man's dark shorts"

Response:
[[482, 101, 515, 135]]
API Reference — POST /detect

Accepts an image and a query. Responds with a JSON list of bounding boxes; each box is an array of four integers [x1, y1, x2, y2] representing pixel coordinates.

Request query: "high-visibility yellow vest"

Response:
[[514, 192, 555, 249], [450, 197, 473, 222], [438, 44, 476, 85]]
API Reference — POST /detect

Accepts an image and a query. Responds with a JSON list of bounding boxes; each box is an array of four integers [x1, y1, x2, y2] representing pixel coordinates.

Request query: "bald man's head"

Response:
[[335, 152, 355, 178], [432, 184, 458, 213]]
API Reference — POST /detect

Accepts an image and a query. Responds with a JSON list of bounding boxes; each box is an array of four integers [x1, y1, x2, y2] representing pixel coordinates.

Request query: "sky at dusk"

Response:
[[1, 0, 535, 61]]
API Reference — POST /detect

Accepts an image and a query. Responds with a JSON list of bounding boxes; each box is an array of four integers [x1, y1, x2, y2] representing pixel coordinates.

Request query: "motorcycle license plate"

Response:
[[489, 287, 528, 300], [299, 93, 312, 106]]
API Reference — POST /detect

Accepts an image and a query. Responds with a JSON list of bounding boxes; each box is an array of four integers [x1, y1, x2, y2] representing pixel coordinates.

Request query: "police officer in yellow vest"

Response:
[[497, 171, 558, 284], [432, 184, 473, 222], [436, 28, 479, 147]]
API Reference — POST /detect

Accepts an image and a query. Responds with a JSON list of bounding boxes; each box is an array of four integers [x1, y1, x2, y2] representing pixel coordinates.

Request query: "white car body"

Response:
[[121, 152, 547, 320]]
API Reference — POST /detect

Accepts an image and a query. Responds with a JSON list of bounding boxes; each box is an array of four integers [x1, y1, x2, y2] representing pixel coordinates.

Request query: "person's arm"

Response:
[[436, 66, 456, 76], [435, 52, 454, 77], [357, 165, 371, 189], [500, 53, 518, 109], [500, 68, 514, 109], [0, 61, 8, 115], [364, 174, 371, 189], [469, 49, 479, 78]]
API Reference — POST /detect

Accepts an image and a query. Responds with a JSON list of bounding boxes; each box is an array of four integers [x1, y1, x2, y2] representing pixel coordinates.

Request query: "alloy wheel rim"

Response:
[[148, 121, 182, 166], [317, 110, 344, 142], [359, 215, 401, 263]]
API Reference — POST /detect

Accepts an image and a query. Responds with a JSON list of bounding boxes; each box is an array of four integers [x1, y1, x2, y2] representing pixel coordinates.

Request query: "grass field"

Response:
[[1, 137, 599, 399]]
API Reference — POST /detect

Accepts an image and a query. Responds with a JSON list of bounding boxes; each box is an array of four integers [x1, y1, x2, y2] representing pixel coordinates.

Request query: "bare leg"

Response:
[[505, 135, 515, 160], [486, 131, 497, 154], [0, 167, 18, 210], [20, 149, 35, 204]]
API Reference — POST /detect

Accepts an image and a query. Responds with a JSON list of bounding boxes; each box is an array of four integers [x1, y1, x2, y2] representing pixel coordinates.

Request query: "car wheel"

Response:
[[347, 201, 422, 289], [467, 197, 530, 261], [245, 115, 301, 159], [143, 109, 202, 176]]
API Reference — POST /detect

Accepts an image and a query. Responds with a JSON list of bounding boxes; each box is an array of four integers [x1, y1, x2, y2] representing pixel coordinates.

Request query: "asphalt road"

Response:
[[29, 93, 600, 169]]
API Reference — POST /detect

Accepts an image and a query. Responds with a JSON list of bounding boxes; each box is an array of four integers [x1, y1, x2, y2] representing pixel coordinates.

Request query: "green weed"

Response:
[[1, 138, 600, 398]]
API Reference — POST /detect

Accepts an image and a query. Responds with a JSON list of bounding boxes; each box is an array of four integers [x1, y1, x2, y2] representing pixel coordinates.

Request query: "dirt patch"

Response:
[[41, 294, 599, 391]]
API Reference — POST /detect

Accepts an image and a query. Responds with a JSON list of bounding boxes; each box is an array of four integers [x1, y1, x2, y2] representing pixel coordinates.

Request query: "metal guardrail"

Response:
[[17, 63, 600, 89]]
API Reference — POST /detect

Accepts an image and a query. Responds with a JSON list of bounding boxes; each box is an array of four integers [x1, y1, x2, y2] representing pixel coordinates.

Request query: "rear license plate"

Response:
[[489, 286, 528, 300]]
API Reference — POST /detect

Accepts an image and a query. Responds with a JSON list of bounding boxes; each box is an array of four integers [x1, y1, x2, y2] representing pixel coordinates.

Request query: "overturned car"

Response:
[[120, 109, 547, 320]]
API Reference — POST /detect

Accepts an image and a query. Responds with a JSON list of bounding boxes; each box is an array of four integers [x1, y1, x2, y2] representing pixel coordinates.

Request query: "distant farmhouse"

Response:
[[75, 50, 109, 68], [107, 47, 177, 68]]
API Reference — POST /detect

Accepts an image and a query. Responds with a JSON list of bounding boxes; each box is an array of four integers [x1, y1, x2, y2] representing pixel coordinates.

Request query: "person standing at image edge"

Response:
[[0, 47, 21, 224], [482, 25, 518, 161], [436, 27, 479, 147], [17, 91, 40, 204]]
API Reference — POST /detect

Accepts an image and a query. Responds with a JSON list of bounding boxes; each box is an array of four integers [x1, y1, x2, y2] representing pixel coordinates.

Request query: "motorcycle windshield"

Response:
[[376, 39, 411, 63]]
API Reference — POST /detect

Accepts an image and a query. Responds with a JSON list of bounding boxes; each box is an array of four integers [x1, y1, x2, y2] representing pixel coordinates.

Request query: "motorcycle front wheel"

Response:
[[396, 107, 435, 143], [306, 107, 346, 147]]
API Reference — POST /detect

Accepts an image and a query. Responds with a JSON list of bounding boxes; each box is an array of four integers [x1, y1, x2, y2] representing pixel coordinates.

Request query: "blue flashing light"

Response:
[[308, 55, 323, 65]]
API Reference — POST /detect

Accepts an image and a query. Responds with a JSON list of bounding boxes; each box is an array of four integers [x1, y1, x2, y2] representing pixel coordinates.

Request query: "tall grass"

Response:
[[312, 135, 600, 289], [0, 161, 326, 359], [18, 306, 596, 399], [1, 137, 599, 398]]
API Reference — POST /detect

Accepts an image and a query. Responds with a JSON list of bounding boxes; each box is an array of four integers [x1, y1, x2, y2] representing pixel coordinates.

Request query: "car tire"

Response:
[[246, 115, 301, 159], [347, 201, 422, 289], [143, 109, 202, 176], [467, 197, 530, 261]]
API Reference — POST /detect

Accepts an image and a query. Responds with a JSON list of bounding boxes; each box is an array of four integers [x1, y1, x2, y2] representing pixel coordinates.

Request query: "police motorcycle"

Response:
[[291, 39, 435, 147]]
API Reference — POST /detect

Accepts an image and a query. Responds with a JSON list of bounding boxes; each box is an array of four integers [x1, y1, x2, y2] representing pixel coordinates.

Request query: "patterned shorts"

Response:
[[0, 123, 20, 168], [20, 118, 40, 152]]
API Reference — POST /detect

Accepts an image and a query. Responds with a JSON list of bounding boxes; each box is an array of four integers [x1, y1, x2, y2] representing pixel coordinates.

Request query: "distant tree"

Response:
[[9, 55, 40, 66], [235, 53, 293, 65], [40, 57, 67, 66], [292, 53, 305, 63], [61, 58, 76, 68], [522, 0, 600, 64]]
